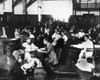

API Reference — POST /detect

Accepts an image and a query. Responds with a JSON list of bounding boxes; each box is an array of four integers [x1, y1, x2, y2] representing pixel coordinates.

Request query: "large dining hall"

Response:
[[0, 0, 100, 80]]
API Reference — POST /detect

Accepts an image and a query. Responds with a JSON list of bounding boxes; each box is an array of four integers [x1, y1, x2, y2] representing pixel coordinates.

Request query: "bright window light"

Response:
[[43, 0, 73, 22]]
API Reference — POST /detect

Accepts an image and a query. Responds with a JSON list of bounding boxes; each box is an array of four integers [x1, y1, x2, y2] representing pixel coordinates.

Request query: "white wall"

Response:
[[42, 0, 72, 22], [0, 0, 73, 22], [0, 3, 3, 14], [0, 0, 12, 14], [27, 1, 38, 14], [4, 0, 12, 12], [27, 0, 73, 22], [14, 1, 24, 14]]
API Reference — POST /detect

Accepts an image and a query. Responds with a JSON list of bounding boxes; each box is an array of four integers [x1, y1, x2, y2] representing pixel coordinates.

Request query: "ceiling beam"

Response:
[[26, 0, 37, 8], [0, 0, 7, 3], [12, 0, 23, 8]]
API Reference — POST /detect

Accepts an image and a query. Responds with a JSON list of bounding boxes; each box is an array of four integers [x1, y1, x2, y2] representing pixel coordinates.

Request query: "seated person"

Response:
[[76, 56, 95, 72], [22, 37, 39, 60], [71, 34, 95, 80], [21, 53, 43, 74], [38, 36, 58, 66], [14, 28, 20, 39], [71, 34, 94, 60], [75, 55, 95, 80], [52, 29, 61, 46], [13, 48, 25, 63]]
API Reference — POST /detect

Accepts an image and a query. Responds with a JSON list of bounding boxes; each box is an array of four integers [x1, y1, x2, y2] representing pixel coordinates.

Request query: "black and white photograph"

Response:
[[0, 0, 100, 80]]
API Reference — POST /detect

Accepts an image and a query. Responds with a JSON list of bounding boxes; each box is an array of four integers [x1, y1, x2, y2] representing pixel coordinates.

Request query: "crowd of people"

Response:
[[1, 19, 100, 80]]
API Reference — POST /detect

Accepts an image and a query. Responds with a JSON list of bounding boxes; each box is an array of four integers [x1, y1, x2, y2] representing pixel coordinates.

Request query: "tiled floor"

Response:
[[0, 68, 100, 80]]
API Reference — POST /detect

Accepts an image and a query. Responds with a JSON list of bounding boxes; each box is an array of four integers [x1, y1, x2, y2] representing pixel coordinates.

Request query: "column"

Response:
[[37, 0, 43, 22]]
